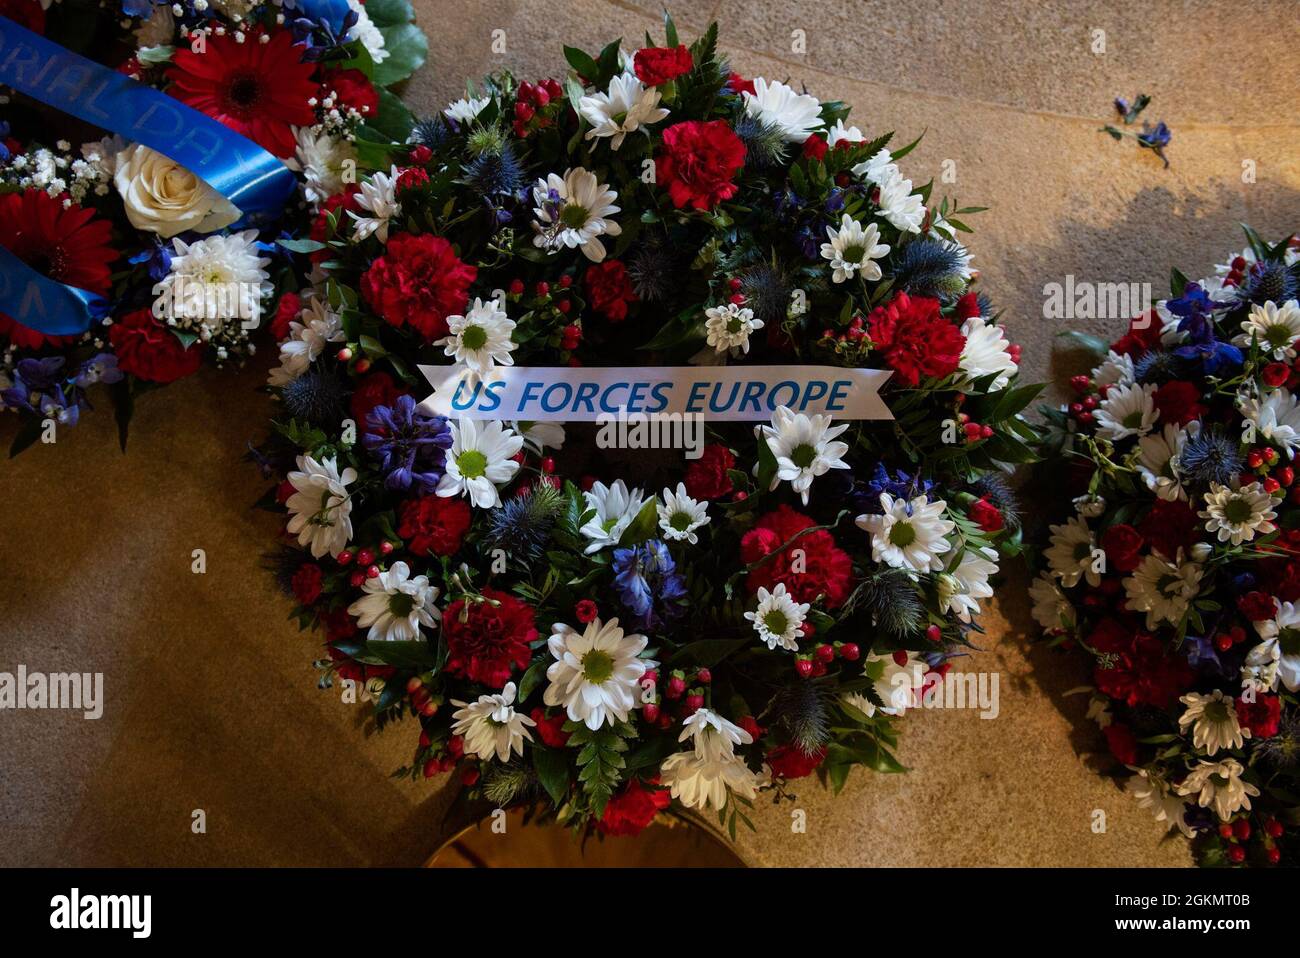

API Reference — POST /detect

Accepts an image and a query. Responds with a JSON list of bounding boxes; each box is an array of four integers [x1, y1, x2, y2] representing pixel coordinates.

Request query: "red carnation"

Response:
[[1112, 311, 1162, 357], [1236, 694, 1281, 738], [530, 708, 571, 748], [585, 260, 637, 322], [350, 371, 404, 425], [955, 292, 982, 321], [1137, 499, 1198, 560], [597, 778, 671, 837], [727, 72, 756, 96], [866, 292, 965, 387], [1238, 590, 1278, 622], [1089, 617, 1192, 709], [802, 134, 829, 161], [1100, 523, 1144, 573], [1153, 380, 1207, 425], [767, 744, 826, 779], [398, 495, 472, 557], [655, 120, 747, 211], [108, 309, 204, 383], [361, 233, 477, 341], [291, 563, 323, 605], [969, 496, 1004, 533], [443, 587, 537, 688], [0, 190, 116, 347], [319, 66, 378, 118], [270, 291, 301, 342], [167, 28, 317, 159], [633, 45, 693, 86], [740, 505, 853, 609], [1102, 723, 1138, 765], [683, 444, 735, 500]]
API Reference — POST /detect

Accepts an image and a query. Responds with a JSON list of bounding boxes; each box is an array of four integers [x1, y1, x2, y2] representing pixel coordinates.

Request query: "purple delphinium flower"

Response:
[[363, 394, 453, 494], [75, 353, 122, 388], [612, 539, 688, 632]]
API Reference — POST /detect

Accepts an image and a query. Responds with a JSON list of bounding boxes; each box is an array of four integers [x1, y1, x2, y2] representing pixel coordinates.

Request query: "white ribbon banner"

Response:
[[417, 364, 893, 422]]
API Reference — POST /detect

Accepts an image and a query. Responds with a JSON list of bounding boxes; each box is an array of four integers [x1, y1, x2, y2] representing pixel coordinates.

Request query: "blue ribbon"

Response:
[[0, 15, 299, 335], [290, 0, 353, 34]]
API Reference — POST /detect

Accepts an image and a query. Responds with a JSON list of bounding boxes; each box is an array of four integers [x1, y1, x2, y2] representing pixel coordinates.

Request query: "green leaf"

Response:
[[563, 45, 599, 81], [362, 86, 416, 143], [357, 639, 439, 670], [372, 23, 429, 87], [276, 238, 327, 254], [617, 497, 660, 546], [532, 747, 571, 805], [517, 659, 548, 703], [1056, 329, 1110, 359]]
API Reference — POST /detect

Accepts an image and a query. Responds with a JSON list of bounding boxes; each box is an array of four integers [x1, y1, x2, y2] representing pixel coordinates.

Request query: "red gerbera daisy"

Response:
[[167, 28, 317, 159], [0, 189, 116, 348]]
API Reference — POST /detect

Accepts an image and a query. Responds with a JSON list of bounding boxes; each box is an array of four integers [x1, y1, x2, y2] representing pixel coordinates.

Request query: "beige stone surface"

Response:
[[2, 0, 1298, 867]]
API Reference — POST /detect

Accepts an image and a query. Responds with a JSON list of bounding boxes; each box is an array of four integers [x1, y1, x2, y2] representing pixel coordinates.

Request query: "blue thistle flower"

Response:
[[627, 236, 678, 303], [612, 540, 688, 631], [1237, 259, 1297, 308], [408, 117, 451, 149], [733, 115, 788, 168], [362, 395, 453, 494], [1133, 349, 1186, 384], [1177, 428, 1242, 487], [462, 142, 526, 199], [282, 371, 346, 426], [894, 239, 967, 299], [739, 263, 793, 326], [484, 484, 563, 561]]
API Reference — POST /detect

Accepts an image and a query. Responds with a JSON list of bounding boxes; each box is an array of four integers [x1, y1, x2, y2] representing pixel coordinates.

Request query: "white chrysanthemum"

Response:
[[658, 748, 762, 811], [349, 166, 400, 243], [1094, 381, 1158, 441], [819, 213, 889, 283], [580, 479, 647, 554], [1044, 516, 1100, 588], [939, 545, 999, 623], [1127, 768, 1194, 838], [741, 78, 822, 143], [1123, 551, 1203, 630], [435, 419, 523, 509], [1176, 758, 1260, 822], [543, 617, 648, 730], [1235, 299, 1300, 360], [511, 420, 565, 455], [268, 296, 346, 386], [657, 483, 709, 544], [677, 707, 754, 761], [957, 316, 1017, 391], [285, 454, 356, 558], [1090, 349, 1137, 388], [744, 582, 809, 651], [704, 301, 764, 355], [347, 561, 440, 642], [438, 297, 517, 377], [1136, 421, 1194, 503], [579, 73, 668, 150], [444, 95, 490, 124], [1241, 388, 1300, 459], [1029, 573, 1075, 632], [857, 493, 955, 573], [1247, 599, 1300, 692], [1178, 690, 1249, 757], [292, 127, 357, 206], [158, 229, 271, 334], [852, 147, 897, 184], [761, 405, 850, 505], [825, 119, 865, 147], [1199, 481, 1280, 545], [450, 683, 536, 762], [345, 0, 389, 63], [851, 651, 927, 717], [531, 167, 621, 263], [874, 168, 926, 234]]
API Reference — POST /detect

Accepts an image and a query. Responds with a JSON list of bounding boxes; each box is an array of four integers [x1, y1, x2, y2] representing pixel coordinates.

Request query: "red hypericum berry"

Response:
[[733, 490, 748, 502], [1232, 255, 1248, 270], [729, 293, 746, 305], [839, 642, 860, 661], [926, 624, 943, 643], [509, 278, 525, 295], [514, 101, 534, 121], [406, 676, 423, 693], [1234, 819, 1251, 840], [1263, 477, 1281, 494], [356, 548, 375, 567], [420, 699, 438, 717], [1276, 466, 1295, 487], [366, 565, 380, 579], [544, 78, 563, 99], [349, 571, 366, 588], [810, 661, 828, 677], [1077, 411, 1095, 426], [1069, 402, 1084, 416], [815, 644, 835, 664], [354, 358, 371, 374], [337, 347, 353, 362], [1070, 374, 1091, 394], [532, 86, 550, 107], [892, 649, 909, 667], [540, 456, 556, 474], [1215, 633, 1234, 652], [696, 668, 712, 684], [422, 759, 440, 778], [642, 703, 660, 723], [980, 424, 994, 439], [461, 767, 480, 786], [685, 693, 704, 712], [1265, 819, 1285, 839], [799, 622, 815, 637], [1227, 845, 1246, 864], [1081, 394, 1098, 410], [380, 541, 394, 555], [795, 659, 814, 678], [656, 711, 673, 729], [337, 550, 353, 565], [665, 676, 686, 700], [557, 299, 571, 314], [1247, 450, 1264, 469], [728, 277, 743, 291], [1266, 847, 1281, 865], [535, 281, 550, 297], [419, 730, 431, 748], [642, 669, 658, 686], [1219, 823, 1235, 840]]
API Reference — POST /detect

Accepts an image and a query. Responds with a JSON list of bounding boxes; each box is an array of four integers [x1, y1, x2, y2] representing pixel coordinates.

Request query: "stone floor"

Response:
[[2, 0, 1298, 867]]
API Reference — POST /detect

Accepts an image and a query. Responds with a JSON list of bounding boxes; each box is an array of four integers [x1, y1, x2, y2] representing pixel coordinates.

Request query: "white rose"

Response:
[[113, 144, 241, 238]]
